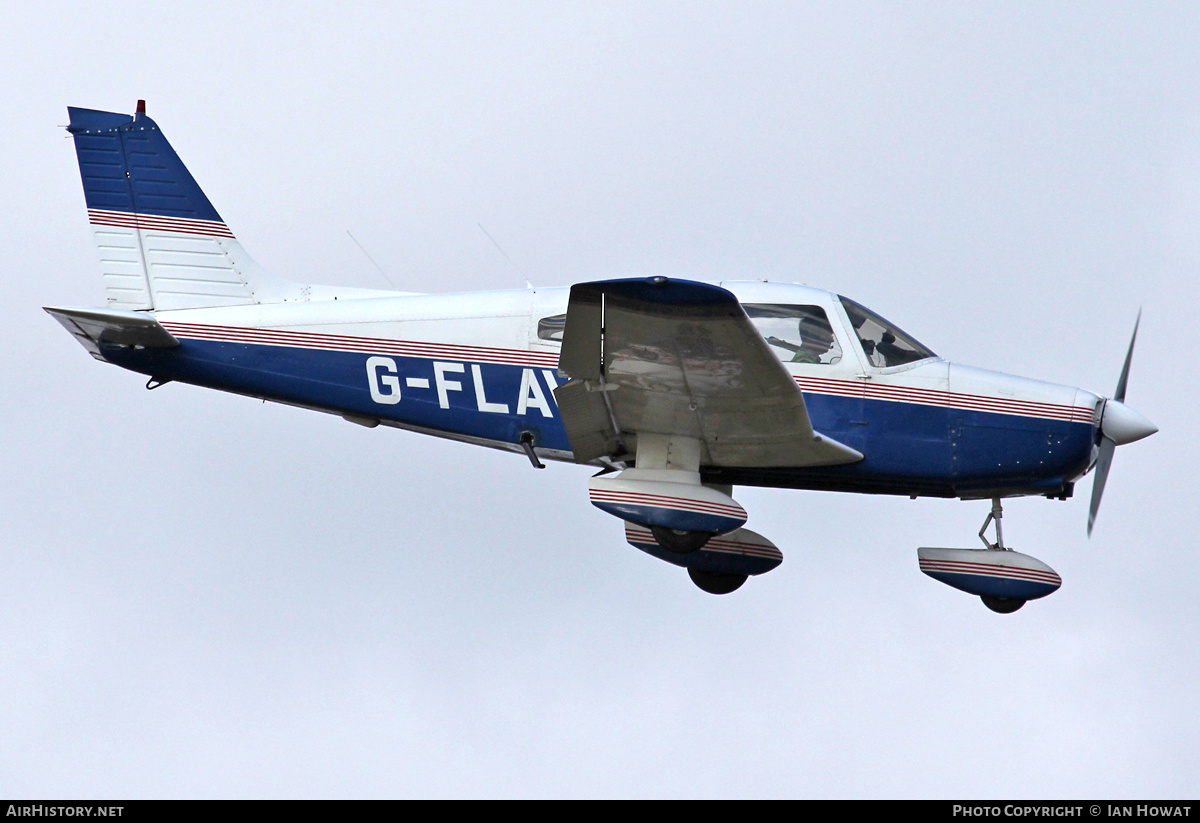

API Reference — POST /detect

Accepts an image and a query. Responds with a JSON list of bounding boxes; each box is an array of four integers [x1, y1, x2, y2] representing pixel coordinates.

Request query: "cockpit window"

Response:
[[838, 296, 936, 368], [743, 304, 842, 365]]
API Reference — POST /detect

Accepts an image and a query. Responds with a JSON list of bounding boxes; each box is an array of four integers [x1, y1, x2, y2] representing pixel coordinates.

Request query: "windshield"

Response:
[[838, 296, 936, 368]]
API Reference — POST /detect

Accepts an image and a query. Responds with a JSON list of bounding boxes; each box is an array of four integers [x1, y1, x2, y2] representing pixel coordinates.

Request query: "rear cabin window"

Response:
[[537, 314, 566, 342], [743, 304, 842, 365], [838, 296, 936, 368]]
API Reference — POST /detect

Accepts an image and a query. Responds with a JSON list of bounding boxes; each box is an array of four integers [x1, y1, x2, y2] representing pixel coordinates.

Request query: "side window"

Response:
[[537, 314, 566, 343], [743, 304, 842, 365]]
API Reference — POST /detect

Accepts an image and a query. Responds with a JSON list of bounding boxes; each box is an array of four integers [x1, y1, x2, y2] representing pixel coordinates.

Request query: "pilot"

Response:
[[767, 318, 833, 363], [798, 318, 835, 363], [874, 330, 906, 367], [850, 317, 883, 366]]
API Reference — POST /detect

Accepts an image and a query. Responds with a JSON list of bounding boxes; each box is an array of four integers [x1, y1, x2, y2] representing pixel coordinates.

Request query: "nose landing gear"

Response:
[[918, 499, 1062, 613]]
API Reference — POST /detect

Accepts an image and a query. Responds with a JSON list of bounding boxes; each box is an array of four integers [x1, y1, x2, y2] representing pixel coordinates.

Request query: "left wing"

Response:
[[553, 277, 863, 468]]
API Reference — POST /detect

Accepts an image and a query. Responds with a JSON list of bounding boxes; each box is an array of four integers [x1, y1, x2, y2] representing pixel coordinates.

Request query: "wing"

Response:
[[553, 277, 863, 467]]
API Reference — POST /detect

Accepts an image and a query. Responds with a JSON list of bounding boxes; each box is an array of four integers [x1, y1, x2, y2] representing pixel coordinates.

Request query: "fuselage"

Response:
[[95, 280, 1099, 500]]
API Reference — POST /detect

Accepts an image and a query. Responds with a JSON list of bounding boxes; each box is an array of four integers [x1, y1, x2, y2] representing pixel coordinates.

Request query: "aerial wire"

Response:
[[478, 223, 534, 289], [346, 230, 399, 291]]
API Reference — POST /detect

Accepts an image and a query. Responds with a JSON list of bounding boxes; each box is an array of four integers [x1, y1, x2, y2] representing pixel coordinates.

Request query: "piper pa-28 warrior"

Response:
[[48, 103, 1158, 612]]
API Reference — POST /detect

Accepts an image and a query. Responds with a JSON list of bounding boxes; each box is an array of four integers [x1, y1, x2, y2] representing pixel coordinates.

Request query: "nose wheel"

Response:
[[919, 499, 1060, 613]]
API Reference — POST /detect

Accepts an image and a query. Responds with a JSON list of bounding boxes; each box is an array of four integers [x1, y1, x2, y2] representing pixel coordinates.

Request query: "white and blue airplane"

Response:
[[47, 102, 1157, 610]]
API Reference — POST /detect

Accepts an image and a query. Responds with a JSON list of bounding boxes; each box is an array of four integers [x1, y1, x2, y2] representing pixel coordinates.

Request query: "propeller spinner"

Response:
[[1088, 312, 1158, 535]]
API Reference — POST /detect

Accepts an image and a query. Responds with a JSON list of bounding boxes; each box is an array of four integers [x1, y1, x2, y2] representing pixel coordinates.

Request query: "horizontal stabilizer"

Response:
[[44, 306, 178, 359]]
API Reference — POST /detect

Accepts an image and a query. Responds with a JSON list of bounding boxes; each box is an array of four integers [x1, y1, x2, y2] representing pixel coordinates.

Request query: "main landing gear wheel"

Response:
[[688, 568, 748, 595], [981, 595, 1026, 614], [650, 526, 712, 553]]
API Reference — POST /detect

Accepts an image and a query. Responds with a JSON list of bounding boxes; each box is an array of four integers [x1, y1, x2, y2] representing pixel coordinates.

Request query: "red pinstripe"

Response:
[[919, 558, 1061, 584], [625, 527, 781, 560], [88, 209, 236, 239], [160, 322, 561, 369], [153, 322, 1096, 424], [795, 375, 1094, 423], [590, 489, 746, 518]]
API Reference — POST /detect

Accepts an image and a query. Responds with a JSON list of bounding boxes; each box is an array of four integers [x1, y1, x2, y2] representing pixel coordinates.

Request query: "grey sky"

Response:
[[1, 1, 1195, 797]]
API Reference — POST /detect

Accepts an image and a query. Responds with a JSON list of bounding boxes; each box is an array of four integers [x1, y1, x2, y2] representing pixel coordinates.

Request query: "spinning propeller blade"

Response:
[[1113, 310, 1139, 404], [1088, 311, 1156, 536], [1087, 438, 1116, 536]]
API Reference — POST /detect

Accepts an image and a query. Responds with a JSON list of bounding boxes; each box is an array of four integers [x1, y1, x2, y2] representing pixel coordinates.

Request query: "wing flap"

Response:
[[553, 379, 622, 462], [554, 278, 862, 468]]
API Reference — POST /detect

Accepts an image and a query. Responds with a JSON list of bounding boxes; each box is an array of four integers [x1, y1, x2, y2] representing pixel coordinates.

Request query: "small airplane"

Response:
[[47, 102, 1158, 611]]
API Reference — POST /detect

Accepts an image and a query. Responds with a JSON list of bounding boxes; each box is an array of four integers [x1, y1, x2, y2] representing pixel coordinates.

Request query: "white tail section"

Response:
[[86, 209, 301, 311]]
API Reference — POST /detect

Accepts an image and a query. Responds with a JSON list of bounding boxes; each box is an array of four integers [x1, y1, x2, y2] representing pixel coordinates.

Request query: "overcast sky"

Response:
[[1, 1, 1196, 798]]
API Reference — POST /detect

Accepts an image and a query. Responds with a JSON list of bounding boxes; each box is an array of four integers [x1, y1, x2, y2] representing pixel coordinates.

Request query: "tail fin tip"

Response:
[[65, 103, 294, 311]]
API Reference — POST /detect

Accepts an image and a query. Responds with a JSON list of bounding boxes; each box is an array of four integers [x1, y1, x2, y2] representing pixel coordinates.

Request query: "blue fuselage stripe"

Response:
[[102, 338, 1094, 494]]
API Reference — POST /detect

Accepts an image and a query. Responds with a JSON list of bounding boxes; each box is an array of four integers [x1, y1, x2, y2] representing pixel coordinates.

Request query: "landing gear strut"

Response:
[[979, 497, 1008, 550], [978, 498, 1025, 614]]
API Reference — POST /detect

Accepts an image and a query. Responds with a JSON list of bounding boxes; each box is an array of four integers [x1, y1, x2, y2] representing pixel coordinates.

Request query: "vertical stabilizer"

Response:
[[67, 103, 300, 310]]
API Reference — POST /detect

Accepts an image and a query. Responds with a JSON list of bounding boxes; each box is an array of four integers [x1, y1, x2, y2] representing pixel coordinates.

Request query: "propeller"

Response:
[[1088, 311, 1158, 536]]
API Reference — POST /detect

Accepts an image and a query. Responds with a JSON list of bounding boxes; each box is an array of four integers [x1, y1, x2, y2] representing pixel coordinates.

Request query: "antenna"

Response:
[[346, 230, 399, 291], [478, 223, 533, 289]]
